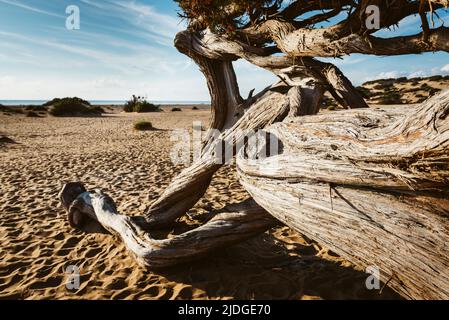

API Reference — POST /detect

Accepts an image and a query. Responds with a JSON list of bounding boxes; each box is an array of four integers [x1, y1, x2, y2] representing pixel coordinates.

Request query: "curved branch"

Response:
[[175, 30, 368, 109], [260, 21, 449, 57], [59, 183, 277, 268]]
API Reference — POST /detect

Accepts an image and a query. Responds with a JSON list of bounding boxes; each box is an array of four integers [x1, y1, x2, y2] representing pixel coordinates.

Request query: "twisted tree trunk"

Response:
[[59, 183, 278, 268], [237, 90, 449, 300]]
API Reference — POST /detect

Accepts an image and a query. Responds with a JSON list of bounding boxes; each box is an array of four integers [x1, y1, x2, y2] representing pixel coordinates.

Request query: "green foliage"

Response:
[[377, 91, 403, 104], [429, 87, 440, 96], [420, 83, 431, 90], [356, 86, 375, 99], [124, 95, 161, 113], [48, 97, 102, 117], [26, 111, 40, 117], [0, 105, 22, 114], [43, 97, 91, 107], [25, 105, 48, 112], [134, 121, 155, 131], [175, 0, 282, 33], [90, 106, 106, 114], [0, 136, 16, 144]]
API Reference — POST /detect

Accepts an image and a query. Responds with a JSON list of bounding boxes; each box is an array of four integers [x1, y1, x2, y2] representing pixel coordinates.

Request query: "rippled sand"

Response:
[[0, 107, 400, 300]]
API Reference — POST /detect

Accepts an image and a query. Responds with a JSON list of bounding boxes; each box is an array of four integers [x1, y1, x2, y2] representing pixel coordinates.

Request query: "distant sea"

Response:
[[0, 100, 210, 106]]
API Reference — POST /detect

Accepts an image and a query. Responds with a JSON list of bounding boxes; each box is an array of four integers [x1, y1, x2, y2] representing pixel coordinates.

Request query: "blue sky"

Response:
[[0, 0, 448, 101]]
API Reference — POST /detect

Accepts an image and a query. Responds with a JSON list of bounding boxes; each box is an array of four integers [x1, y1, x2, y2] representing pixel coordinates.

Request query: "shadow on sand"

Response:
[[152, 229, 402, 300]]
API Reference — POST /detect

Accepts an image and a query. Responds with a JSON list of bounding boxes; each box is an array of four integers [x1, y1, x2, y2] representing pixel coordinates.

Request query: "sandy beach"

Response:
[[0, 106, 401, 300]]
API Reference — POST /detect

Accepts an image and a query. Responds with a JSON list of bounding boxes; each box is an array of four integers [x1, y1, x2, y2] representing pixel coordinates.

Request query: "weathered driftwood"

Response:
[[59, 182, 278, 268], [237, 90, 449, 300]]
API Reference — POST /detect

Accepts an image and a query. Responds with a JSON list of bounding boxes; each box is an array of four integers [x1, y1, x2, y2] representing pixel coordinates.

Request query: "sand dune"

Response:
[[0, 108, 401, 300]]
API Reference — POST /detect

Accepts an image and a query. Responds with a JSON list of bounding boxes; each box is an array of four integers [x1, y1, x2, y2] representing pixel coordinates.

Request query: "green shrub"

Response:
[[43, 97, 90, 107], [192, 106, 199, 110], [48, 97, 101, 117], [0, 136, 16, 144], [124, 95, 161, 113], [429, 88, 440, 96], [373, 82, 393, 90], [0, 105, 22, 114], [404, 86, 421, 93], [135, 101, 160, 113], [356, 86, 374, 99], [134, 121, 154, 131], [90, 106, 105, 114], [428, 75, 443, 81], [171, 107, 182, 112], [24, 105, 47, 113], [26, 111, 40, 117], [377, 92, 403, 104]]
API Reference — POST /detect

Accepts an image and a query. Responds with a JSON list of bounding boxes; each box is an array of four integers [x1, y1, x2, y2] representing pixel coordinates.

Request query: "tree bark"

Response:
[[237, 90, 449, 300], [59, 183, 278, 268]]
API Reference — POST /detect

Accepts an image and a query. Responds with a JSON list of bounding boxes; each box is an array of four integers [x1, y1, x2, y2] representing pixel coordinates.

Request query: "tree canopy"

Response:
[[176, 0, 449, 58]]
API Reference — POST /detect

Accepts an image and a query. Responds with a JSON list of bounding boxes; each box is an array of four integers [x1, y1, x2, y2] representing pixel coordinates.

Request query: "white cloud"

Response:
[[90, 77, 125, 88], [408, 70, 429, 78], [0, 0, 63, 17], [375, 71, 408, 79], [0, 75, 16, 86], [111, 0, 184, 44], [79, 0, 107, 9], [441, 64, 449, 73]]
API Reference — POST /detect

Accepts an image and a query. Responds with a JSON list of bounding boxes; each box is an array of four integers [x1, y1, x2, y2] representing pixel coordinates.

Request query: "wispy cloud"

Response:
[[79, 0, 107, 9], [111, 0, 185, 45], [0, 0, 63, 17], [0, 29, 188, 76]]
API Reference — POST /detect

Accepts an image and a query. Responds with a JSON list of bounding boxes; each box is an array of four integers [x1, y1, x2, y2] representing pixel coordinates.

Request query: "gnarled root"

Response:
[[59, 183, 278, 268]]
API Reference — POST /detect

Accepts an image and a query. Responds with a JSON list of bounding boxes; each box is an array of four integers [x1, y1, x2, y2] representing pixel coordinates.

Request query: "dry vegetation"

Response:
[[357, 75, 449, 105]]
